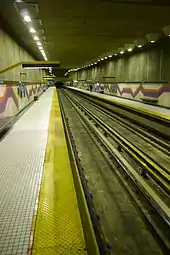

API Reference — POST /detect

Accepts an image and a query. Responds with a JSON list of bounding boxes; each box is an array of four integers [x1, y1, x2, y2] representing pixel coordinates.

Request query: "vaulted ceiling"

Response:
[[0, 0, 170, 68]]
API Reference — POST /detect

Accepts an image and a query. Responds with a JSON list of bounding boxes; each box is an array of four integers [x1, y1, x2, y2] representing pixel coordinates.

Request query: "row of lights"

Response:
[[49, 67, 52, 75], [22, 14, 48, 61], [65, 43, 145, 75], [65, 26, 170, 76]]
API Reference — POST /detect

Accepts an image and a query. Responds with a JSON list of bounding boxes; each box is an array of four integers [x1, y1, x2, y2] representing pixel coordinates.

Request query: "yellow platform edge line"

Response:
[[31, 88, 89, 254]]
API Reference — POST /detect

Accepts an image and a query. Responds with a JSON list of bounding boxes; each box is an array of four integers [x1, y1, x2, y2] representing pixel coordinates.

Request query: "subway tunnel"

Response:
[[55, 81, 64, 88], [0, 1, 170, 255]]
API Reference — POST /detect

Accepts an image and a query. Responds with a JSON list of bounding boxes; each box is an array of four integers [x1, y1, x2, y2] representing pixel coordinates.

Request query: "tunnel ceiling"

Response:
[[0, 0, 170, 68]]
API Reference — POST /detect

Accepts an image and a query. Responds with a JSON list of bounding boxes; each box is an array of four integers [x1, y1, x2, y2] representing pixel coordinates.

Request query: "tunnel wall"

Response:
[[70, 45, 170, 107], [71, 47, 170, 82], [0, 82, 47, 121], [0, 28, 45, 81]]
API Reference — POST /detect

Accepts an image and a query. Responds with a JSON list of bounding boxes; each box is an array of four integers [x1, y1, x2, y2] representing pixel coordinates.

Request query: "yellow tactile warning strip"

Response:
[[32, 89, 87, 255]]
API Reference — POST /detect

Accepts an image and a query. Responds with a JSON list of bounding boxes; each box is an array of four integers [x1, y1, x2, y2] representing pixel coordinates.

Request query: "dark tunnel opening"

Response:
[[55, 81, 64, 88]]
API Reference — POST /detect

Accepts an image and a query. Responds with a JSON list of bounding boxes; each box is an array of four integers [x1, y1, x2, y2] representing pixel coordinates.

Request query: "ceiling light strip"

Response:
[[22, 11, 48, 61]]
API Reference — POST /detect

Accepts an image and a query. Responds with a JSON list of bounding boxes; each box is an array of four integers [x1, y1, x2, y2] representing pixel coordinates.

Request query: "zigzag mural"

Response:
[[0, 83, 43, 115], [117, 83, 170, 98], [17, 84, 42, 99], [0, 85, 19, 114]]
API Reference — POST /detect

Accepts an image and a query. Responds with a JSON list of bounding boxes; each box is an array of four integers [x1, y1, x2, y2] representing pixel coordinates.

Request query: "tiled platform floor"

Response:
[[0, 88, 54, 255]]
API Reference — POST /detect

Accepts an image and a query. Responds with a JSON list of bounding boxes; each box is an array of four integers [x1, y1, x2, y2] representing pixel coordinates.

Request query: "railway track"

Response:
[[64, 89, 170, 197], [58, 89, 170, 255], [67, 90, 170, 155], [67, 88, 170, 141]]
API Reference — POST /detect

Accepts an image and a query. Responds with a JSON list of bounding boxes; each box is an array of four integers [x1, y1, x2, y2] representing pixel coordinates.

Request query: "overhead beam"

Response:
[[0, 61, 60, 74], [22, 61, 60, 68], [103, 0, 170, 6]]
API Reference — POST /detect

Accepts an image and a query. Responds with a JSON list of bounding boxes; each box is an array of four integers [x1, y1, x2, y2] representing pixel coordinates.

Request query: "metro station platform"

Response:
[[68, 87, 170, 121], [0, 88, 89, 255]]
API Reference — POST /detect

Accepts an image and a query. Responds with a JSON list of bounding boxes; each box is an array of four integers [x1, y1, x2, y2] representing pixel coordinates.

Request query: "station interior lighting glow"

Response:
[[22, 8, 168, 70], [30, 28, 36, 33], [128, 48, 133, 52], [33, 36, 39, 41], [21, 10, 48, 61], [24, 15, 31, 22]]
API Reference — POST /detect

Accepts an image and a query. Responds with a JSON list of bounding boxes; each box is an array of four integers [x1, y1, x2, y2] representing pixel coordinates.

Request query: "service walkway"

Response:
[[69, 87, 170, 121], [0, 88, 87, 255]]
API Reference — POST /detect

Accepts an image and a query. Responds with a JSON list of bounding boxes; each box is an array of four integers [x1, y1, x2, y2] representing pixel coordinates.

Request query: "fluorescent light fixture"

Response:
[[37, 41, 41, 46], [39, 46, 43, 50], [120, 51, 124, 54], [128, 48, 133, 52], [109, 55, 112, 58], [30, 28, 36, 33], [105, 57, 107, 59], [98, 59, 100, 62], [169, 34, 170, 37], [138, 44, 142, 48], [34, 36, 39, 41], [44, 56, 48, 61], [24, 67, 50, 69], [24, 15, 31, 22], [151, 40, 155, 43], [101, 58, 104, 60], [114, 53, 118, 56], [94, 62, 97, 64]]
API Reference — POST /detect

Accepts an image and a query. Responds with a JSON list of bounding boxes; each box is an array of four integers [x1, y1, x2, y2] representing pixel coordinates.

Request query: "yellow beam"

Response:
[[22, 61, 60, 65], [0, 61, 22, 74]]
